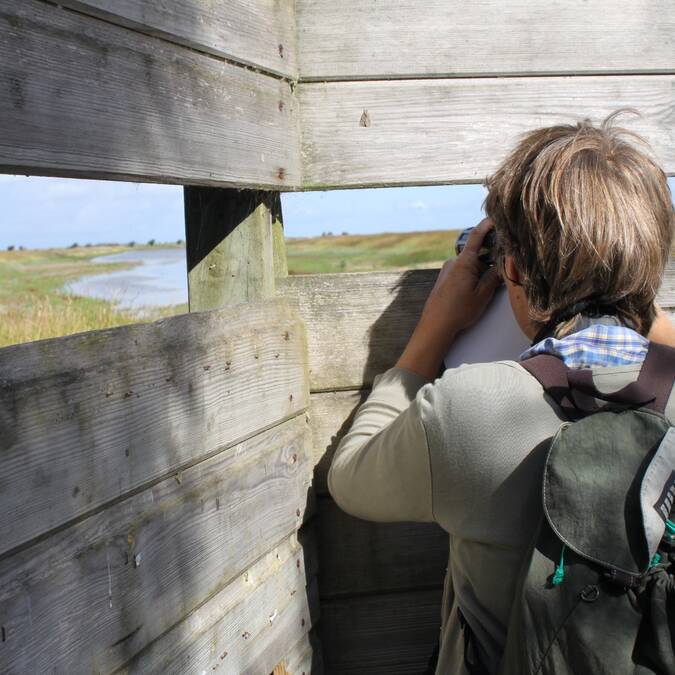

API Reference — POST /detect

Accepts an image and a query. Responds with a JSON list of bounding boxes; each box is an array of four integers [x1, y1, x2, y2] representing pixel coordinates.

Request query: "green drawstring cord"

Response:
[[552, 544, 566, 586], [666, 520, 675, 537]]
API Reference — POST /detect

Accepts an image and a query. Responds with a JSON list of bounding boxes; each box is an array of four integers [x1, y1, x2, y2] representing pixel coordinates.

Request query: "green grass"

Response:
[[285, 230, 459, 274], [0, 230, 458, 347], [0, 245, 187, 348]]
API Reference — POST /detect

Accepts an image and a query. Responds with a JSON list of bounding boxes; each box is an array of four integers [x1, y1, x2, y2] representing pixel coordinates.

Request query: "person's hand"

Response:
[[423, 218, 502, 333], [396, 218, 502, 379]]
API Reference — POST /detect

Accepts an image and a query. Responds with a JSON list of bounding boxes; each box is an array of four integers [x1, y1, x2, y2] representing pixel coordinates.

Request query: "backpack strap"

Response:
[[635, 342, 675, 413], [521, 341, 675, 417], [520, 354, 585, 418]]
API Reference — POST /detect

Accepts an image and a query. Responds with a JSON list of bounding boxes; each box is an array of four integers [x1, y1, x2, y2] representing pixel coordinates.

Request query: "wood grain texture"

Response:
[[299, 76, 675, 188], [58, 0, 297, 79], [317, 497, 448, 599], [319, 590, 442, 674], [185, 188, 277, 311], [0, 298, 308, 556], [308, 390, 368, 493], [118, 532, 318, 675], [0, 416, 314, 675], [272, 630, 323, 675], [280, 269, 436, 390], [282, 263, 675, 390], [0, 1, 299, 188], [273, 199, 290, 279], [297, 0, 675, 80]]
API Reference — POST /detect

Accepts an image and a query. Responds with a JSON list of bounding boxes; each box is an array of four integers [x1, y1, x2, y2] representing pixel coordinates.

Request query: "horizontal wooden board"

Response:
[[317, 497, 448, 599], [319, 589, 442, 674], [283, 262, 675, 390], [308, 390, 368, 492], [59, 0, 297, 79], [299, 76, 675, 188], [0, 1, 299, 188], [280, 269, 433, 390], [0, 416, 314, 675], [277, 630, 323, 675], [118, 532, 317, 675], [297, 0, 675, 80], [0, 298, 308, 555]]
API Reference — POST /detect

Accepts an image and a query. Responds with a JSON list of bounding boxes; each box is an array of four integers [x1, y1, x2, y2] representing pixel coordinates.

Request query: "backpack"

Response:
[[496, 341, 675, 675]]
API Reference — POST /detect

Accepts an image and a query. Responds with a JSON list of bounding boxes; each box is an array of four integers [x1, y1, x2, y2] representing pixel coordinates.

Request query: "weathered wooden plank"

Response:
[[185, 188, 277, 311], [0, 1, 299, 188], [317, 497, 448, 599], [58, 0, 297, 79], [297, 0, 675, 80], [282, 262, 675, 390], [299, 76, 675, 188], [278, 630, 323, 675], [658, 263, 675, 306], [272, 196, 290, 279], [0, 298, 308, 555], [319, 590, 442, 674], [280, 269, 435, 390], [0, 416, 314, 675], [118, 532, 318, 675], [308, 390, 368, 493], [271, 267, 419, 392]]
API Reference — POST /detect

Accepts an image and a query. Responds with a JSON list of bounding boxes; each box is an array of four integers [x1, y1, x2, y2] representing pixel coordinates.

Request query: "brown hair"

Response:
[[483, 110, 674, 336]]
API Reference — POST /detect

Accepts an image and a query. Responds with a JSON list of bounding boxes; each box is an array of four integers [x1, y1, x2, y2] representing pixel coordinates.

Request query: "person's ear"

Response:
[[504, 255, 522, 287]]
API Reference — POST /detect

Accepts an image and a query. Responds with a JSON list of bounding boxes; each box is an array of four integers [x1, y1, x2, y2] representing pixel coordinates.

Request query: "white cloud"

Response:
[[0, 176, 184, 249], [410, 200, 428, 210]]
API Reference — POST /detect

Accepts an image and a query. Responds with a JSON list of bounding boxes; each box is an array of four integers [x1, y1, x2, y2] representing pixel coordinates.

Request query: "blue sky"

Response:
[[0, 175, 487, 249], [0, 175, 673, 249]]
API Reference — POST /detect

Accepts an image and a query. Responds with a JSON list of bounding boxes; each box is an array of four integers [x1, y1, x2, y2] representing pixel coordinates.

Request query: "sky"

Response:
[[0, 175, 487, 249], [0, 175, 673, 249]]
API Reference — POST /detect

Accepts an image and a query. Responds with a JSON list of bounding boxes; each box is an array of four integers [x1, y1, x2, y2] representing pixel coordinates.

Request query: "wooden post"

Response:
[[184, 187, 287, 311]]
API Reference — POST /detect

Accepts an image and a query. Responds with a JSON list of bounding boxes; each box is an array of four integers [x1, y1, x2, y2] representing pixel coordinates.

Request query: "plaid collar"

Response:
[[520, 320, 648, 369]]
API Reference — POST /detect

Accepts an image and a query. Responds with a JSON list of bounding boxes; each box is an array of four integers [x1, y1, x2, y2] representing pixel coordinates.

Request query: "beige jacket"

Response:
[[328, 360, 675, 674]]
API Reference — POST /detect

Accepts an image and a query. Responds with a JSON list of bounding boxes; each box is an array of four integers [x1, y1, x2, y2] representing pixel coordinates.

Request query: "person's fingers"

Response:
[[477, 265, 501, 299], [462, 217, 495, 255]]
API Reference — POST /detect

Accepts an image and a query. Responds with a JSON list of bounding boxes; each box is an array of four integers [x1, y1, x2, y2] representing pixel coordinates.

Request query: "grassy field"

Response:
[[0, 245, 187, 347], [286, 230, 458, 274], [0, 231, 459, 347]]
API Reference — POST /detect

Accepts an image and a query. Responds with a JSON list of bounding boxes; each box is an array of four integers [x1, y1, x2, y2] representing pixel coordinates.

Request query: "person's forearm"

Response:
[[396, 219, 501, 380], [396, 315, 458, 379]]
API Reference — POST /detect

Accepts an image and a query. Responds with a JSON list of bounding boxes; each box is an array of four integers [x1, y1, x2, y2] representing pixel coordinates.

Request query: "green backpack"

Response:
[[497, 342, 675, 675]]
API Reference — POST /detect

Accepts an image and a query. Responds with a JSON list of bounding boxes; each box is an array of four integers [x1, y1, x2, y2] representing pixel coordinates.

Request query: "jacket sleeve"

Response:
[[327, 366, 435, 522]]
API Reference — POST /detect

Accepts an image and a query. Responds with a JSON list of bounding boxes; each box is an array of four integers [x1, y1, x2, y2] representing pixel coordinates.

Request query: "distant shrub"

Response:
[[341, 231, 349, 236], [148, 239, 156, 246], [69, 242, 79, 249], [7, 245, 15, 251], [128, 241, 136, 247], [85, 243, 92, 248], [18, 246, 24, 251], [176, 239, 184, 245]]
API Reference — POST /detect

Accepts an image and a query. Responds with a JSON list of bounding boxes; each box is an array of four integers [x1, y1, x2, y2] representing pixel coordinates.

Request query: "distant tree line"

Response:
[[6, 238, 183, 251]]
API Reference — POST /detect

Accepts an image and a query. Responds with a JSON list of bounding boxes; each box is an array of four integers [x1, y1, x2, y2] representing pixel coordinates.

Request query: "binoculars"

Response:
[[455, 227, 497, 265]]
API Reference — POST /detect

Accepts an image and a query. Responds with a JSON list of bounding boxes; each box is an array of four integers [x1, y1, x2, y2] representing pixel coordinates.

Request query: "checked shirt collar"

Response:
[[520, 316, 648, 369]]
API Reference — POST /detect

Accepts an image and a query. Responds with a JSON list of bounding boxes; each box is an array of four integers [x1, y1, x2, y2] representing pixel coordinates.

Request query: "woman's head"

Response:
[[484, 110, 674, 336]]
